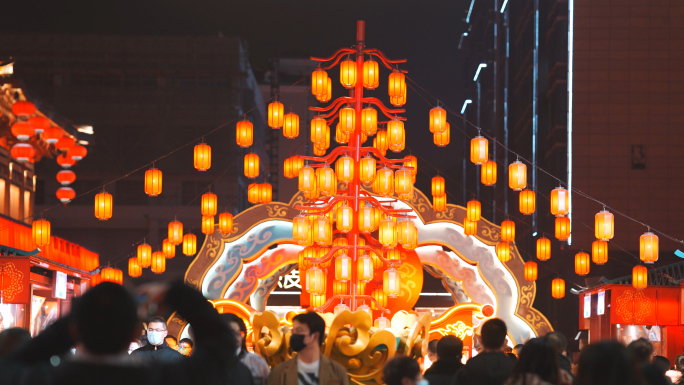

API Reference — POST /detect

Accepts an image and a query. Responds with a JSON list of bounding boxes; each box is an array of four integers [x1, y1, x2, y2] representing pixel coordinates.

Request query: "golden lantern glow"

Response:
[[536, 237, 551, 261], [310, 293, 327, 308], [183, 233, 197, 256], [32, 219, 51, 247], [312, 215, 332, 246], [163, 238, 176, 259], [481, 160, 497, 186], [359, 156, 376, 185], [358, 204, 374, 233], [247, 183, 261, 204], [361, 107, 377, 136], [508, 160, 527, 191], [372, 208, 383, 232], [394, 168, 413, 197], [91, 273, 101, 287], [633, 265, 648, 289], [592, 240, 608, 265], [500, 220, 515, 242], [429, 106, 447, 134], [202, 215, 215, 235], [145, 167, 163, 197], [387, 118, 405, 152], [94, 190, 113, 221], [496, 241, 511, 262], [376, 167, 394, 197], [575, 252, 590, 276], [335, 155, 354, 184], [432, 176, 445, 197], [137, 243, 152, 267], [467, 200, 481, 222], [101, 268, 122, 284], [388, 70, 406, 98], [333, 281, 348, 296], [519, 189, 536, 215], [335, 253, 351, 282], [551, 278, 565, 299], [283, 156, 303, 178], [311, 68, 329, 97], [311, 116, 327, 143], [336, 204, 353, 233], [555, 216, 571, 241], [404, 155, 417, 180], [236, 119, 253, 148], [317, 165, 336, 196], [303, 182, 320, 200], [524, 261, 538, 281], [268, 100, 284, 128], [298, 246, 315, 270], [201, 192, 218, 216], [433, 195, 446, 211], [336, 122, 350, 144], [379, 217, 397, 247], [260, 183, 272, 204], [313, 146, 327, 157], [128, 257, 142, 278], [339, 106, 355, 134], [283, 112, 300, 139], [244, 153, 259, 179], [298, 165, 316, 193], [340, 57, 357, 88], [306, 267, 325, 295], [434, 122, 450, 147], [219, 212, 233, 234], [363, 59, 379, 89], [397, 218, 417, 247], [358, 254, 374, 282], [194, 143, 211, 171], [374, 130, 388, 156], [168, 221, 183, 245], [390, 87, 407, 107], [371, 287, 387, 310], [293, 214, 311, 243], [640, 232, 658, 264], [316, 78, 331, 103], [151, 251, 166, 274], [470, 136, 488, 165], [595, 210, 614, 241], [383, 267, 401, 298], [550, 187, 569, 217], [463, 217, 477, 236]]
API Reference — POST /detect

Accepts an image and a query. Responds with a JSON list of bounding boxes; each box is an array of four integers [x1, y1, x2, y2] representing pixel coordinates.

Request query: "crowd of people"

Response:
[[0, 281, 683, 385]]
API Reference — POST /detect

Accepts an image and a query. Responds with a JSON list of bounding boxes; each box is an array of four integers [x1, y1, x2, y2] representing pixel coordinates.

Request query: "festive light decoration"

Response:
[[508, 160, 527, 191], [57, 153, 76, 168], [67, 145, 87, 161], [397, 218, 417, 247], [201, 192, 218, 216], [524, 261, 538, 281], [470, 136, 488, 165], [433, 195, 446, 211], [101, 268, 123, 284], [404, 155, 418, 181], [375, 167, 394, 196], [371, 288, 387, 309], [42, 127, 62, 144], [633, 265, 648, 289], [536, 237, 551, 261], [387, 118, 405, 152], [595, 210, 614, 241], [432, 176, 445, 198], [555, 216, 571, 241], [390, 87, 407, 107], [312, 68, 329, 97], [357, 254, 374, 282], [467, 200, 481, 222], [56, 187, 75, 203], [335, 204, 353, 233], [358, 204, 374, 233], [463, 217, 477, 236], [55, 136, 76, 152], [360, 156, 376, 185], [260, 183, 273, 204], [32, 219, 51, 247], [363, 59, 379, 89], [202, 215, 215, 235], [283, 156, 303, 178], [11, 122, 34, 141], [12, 100, 36, 117], [283, 112, 300, 139], [11, 143, 35, 162], [168, 221, 183, 245], [128, 257, 142, 278], [361, 107, 377, 135], [335, 253, 351, 282], [339, 106, 355, 134], [247, 183, 261, 204], [550, 187, 569, 217], [496, 242, 511, 262], [519, 190, 536, 215], [434, 122, 450, 146], [379, 217, 397, 247], [236, 119, 253, 148], [194, 143, 211, 171], [481, 160, 497, 186], [640, 232, 658, 264], [306, 266, 325, 295], [94, 190, 113, 220], [575, 252, 590, 275], [163, 238, 176, 259], [316, 165, 336, 196], [56, 170, 76, 186], [316, 78, 331, 102], [340, 57, 357, 88], [551, 278, 565, 299], [383, 267, 401, 298], [374, 130, 388, 156], [28, 116, 49, 133], [144, 167, 163, 197], [90, 273, 101, 287], [244, 153, 259, 179], [429, 106, 447, 134], [312, 215, 332, 246], [592, 240, 608, 265], [137, 243, 152, 268], [394, 168, 413, 197], [268, 100, 284, 128], [183, 233, 197, 256], [388, 70, 406, 98], [501, 220, 515, 242], [219, 212, 233, 234], [151, 251, 166, 274]]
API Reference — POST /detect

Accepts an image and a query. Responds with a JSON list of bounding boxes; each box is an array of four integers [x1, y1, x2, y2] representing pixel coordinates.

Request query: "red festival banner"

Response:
[[610, 285, 680, 326], [0, 258, 31, 304]]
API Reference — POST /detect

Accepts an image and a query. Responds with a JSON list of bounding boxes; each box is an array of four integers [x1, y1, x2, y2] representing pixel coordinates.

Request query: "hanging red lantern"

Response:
[[28, 116, 50, 133], [387, 118, 405, 152], [361, 107, 377, 136], [244, 153, 259, 179], [311, 68, 329, 97], [524, 261, 538, 281], [268, 100, 284, 129], [359, 156, 376, 185], [57, 153, 76, 168], [508, 160, 527, 191], [67, 145, 87, 161], [434, 123, 450, 147], [640, 231, 658, 264], [316, 165, 336, 196], [283, 112, 300, 139], [470, 136, 488, 165], [90, 273, 101, 287], [201, 192, 218, 216], [12, 101, 36, 117], [595, 210, 614, 241], [32, 219, 51, 247], [163, 238, 176, 259], [56, 170, 76, 186], [340, 57, 357, 88], [404, 155, 418, 181], [481, 160, 497, 186], [339, 106, 355, 135], [358, 204, 374, 233], [388, 70, 406, 98], [144, 167, 163, 197], [336, 204, 353, 233], [310, 116, 327, 144], [375, 167, 394, 197], [374, 130, 388, 156], [433, 195, 446, 211], [575, 252, 590, 276], [183, 233, 197, 256], [550, 187, 569, 217], [194, 143, 211, 171], [151, 251, 166, 274], [357, 254, 374, 282], [633, 265, 648, 289], [429, 106, 447, 134], [335, 253, 351, 282], [247, 183, 261, 204], [383, 267, 401, 298], [42, 127, 63, 144], [496, 241, 510, 262], [56, 187, 76, 203], [137, 243, 152, 268], [555, 216, 571, 241], [306, 266, 325, 295], [467, 200, 481, 222], [202, 215, 215, 235], [552, 278, 565, 299], [363, 59, 379, 89], [236, 119, 253, 148], [432, 176, 445, 197], [463, 217, 477, 236], [11, 122, 35, 141], [501, 220, 515, 242], [519, 189, 536, 215], [379, 217, 397, 247], [219, 212, 233, 234], [335, 122, 350, 144], [394, 168, 413, 197], [128, 257, 142, 278], [11, 143, 35, 162], [259, 183, 272, 204], [335, 155, 354, 184], [55, 136, 76, 152], [592, 240, 608, 265], [397, 219, 417, 248], [390, 87, 407, 107], [94, 190, 113, 220], [168, 221, 183, 245], [316, 78, 331, 102], [536, 237, 551, 261]]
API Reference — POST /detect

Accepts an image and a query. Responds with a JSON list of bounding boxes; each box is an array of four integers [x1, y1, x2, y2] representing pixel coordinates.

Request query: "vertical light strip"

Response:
[[567, 0, 574, 245], [466, 0, 476, 23], [532, 0, 539, 233], [503, 8, 510, 217]]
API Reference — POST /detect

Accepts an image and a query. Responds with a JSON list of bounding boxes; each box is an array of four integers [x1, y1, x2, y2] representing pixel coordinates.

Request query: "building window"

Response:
[[9, 184, 20, 220], [0, 179, 5, 215], [23, 190, 31, 223]]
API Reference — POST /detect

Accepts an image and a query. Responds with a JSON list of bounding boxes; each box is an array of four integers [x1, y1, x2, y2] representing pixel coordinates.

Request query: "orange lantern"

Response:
[[28, 116, 49, 133], [633, 265, 648, 289], [434, 122, 450, 147], [394, 168, 413, 197], [640, 231, 658, 264], [555, 216, 571, 241], [55, 136, 76, 152], [298, 246, 316, 270], [94, 190, 113, 220], [519, 189, 536, 215], [316, 165, 336, 196], [387, 118, 405, 152], [335, 253, 351, 282], [575, 252, 590, 275], [433, 195, 447, 211], [11, 122, 34, 141], [151, 251, 166, 274], [358, 204, 374, 233], [361, 107, 377, 135], [306, 266, 325, 295], [293, 214, 310, 243], [524, 261, 538, 281], [429, 106, 447, 134], [312, 215, 332, 246], [390, 87, 407, 107], [592, 240, 608, 265], [374, 130, 388, 156], [481, 160, 497, 186], [383, 267, 401, 298], [168, 221, 183, 245], [202, 215, 215, 235], [379, 217, 397, 247], [67, 145, 87, 161], [101, 268, 121, 284], [335, 155, 354, 184], [303, 182, 320, 200], [333, 281, 348, 296], [551, 278, 565, 299], [359, 156, 376, 185], [508, 160, 527, 191], [259, 183, 272, 204], [376, 167, 394, 197], [247, 183, 261, 204], [56, 187, 76, 203], [236, 119, 253, 148], [501, 220, 515, 242], [404, 155, 418, 180], [311, 68, 328, 97], [56, 170, 76, 186], [595, 210, 614, 241], [371, 288, 387, 310], [244, 153, 259, 179], [201, 192, 218, 216], [550, 187, 569, 217], [397, 218, 417, 248], [463, 217, 477, 236], [336, 204, 353, 233], [56, 153, 76, 168], [128, 257, 142, 278], [335, 122, 350, 144], [11, 143, 35, 162], [90, 273, 101, 287], [310, 293, 327, 308], [183, 233, 197, 256], [496, 241, 511, 262], [283, 112, 300, 138], [467, 200, 481, 222], [144, 167, 162, 197], [339, 106, 355, 135], [42, 127, 63, 144], [357, 254, 374, 282], [310, 116, 327, 143], [432, 176, 445, 197], [284, 156, 303, 179], [340, 57, 357, 88], [32, 219, 51, 247], [137, 243, 152, 268], [388, 70, 406, 98], [12, 100, 36, 117], [163, 238, 176, 259], [268, 100, 284, 129], [219, 212, 234, 234], [316, 78, 331, 102], [536, 237, 551, 261], [194, 143, 211, 171], [470, 136, 488, 165], [363, 59, 379, 89]]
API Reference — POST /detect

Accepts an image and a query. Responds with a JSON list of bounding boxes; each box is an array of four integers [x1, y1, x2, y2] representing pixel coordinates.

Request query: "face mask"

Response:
[[179, 348, 189, 356], [147, 331, 164, 346], [290, 333, 308, 352], [417, 380, 429, 385]]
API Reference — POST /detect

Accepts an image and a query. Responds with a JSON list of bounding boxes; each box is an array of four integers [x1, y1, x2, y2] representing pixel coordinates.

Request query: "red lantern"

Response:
[[168, 221, 183, 245], [137, 243, 152, 268], [388, 70, 406, 98], [340, 57, 357, 88], [236, 119, 254, 147], [56, 187, 76, 203], [219, 212, 233, 234], [575, 252, 590, 276], [552, 278, 565, 299], [183, 233, 197, 256], [496, 241, 511, 262], [470, 136, 488, 165], [202, 215, 215, 235], [28, 116, 50, 133], [592, 240, 608, 265], [536, 237, 551, 261], [633, 265, 648, 289], [145, 167, 163, 197], [248, 183, 261, 204], [283, 112, 300, 139], [463, 217, 477, 236], [519, 189, 536, 215], [433, 195, 446, 211], [163, 238, 176, 259], [500, 220, 515, 242], [550, 187, 569, 217], [363, 60, 379, 89], [555, 216, 571, 241], [11, 143, 35, 162], [94, 190, 113, 220], [434, 123, 450, 147], [42, 127, 63, 144], [56, 170, 76, 186], [12, 101, 36, 117], [268, 100, 284, 129], [640, 232, 658, 264], [151, 251, 166, 274], [524, 261, 538, 281], [11, 122, 35, 141], [194, 143, 211, 171], [311, 68, 329, 97], [429, 106, 447, 134], [201, 192, 218, 216], [32, 219, 51, 247], [67, 145, 87, 161], [57, 153, 76, 168], [128, 257, 142, 278], [595, 210, 614, 241], [481, 160, 497, 186], [361, 107, 377, 136], [55, 136, 76, 152], [467, 200, 481, 222], [260, 183, 273, 204], [508, 161, 527, 191], [244, 153, 259, 179]]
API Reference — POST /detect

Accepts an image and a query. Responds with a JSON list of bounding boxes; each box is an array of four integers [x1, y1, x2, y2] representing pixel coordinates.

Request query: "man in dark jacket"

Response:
[[131, 316, 183, 364], [424, 335, 465, 385], [546, 332, 573, 377], [453, 318, 515, 385], [0, 281, 236, 385]]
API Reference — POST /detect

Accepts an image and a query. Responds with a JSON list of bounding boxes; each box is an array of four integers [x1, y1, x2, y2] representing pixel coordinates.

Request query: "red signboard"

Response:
[[0, 258, 31, 304], [610, 285, 679, 326]]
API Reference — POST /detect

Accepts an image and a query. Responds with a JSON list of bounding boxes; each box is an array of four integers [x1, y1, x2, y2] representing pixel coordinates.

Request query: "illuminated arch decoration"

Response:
[[173, 188, 551, 346]]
